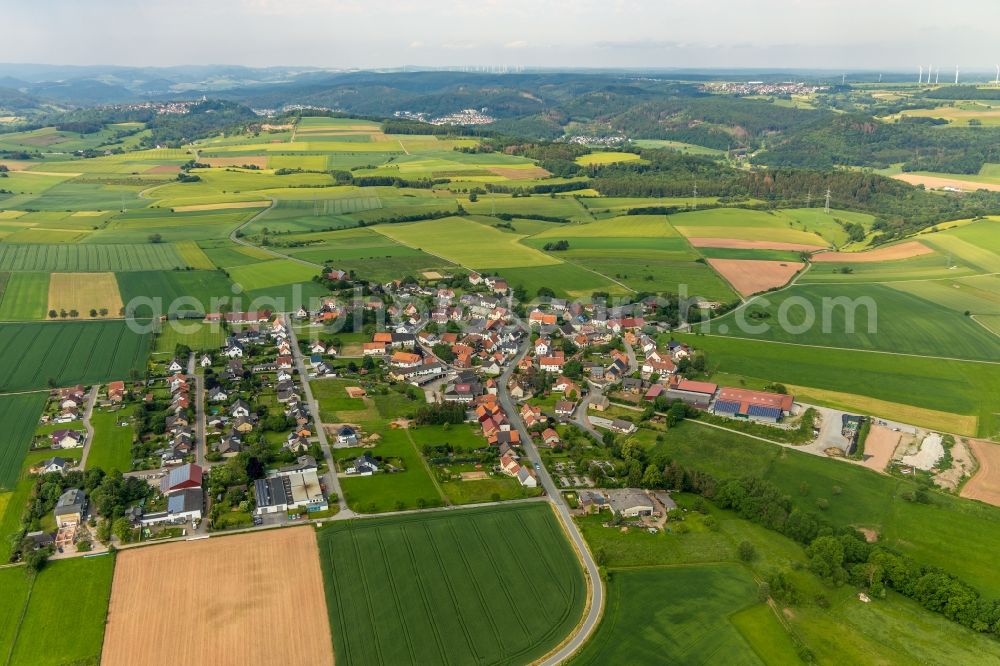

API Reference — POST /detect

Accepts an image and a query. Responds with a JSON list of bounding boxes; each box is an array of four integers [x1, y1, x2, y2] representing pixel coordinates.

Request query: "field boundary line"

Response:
[[374, 529, 418, 661], [688, 330, 1000, 366], [401, 528, 451, 666], [470, 519, 529, 633], [444, 521, 506, 657], [423, 521, 483, 662], [4, 573, 35, 666], [349, 527, 386, 665], [404, 428, 449, 505]]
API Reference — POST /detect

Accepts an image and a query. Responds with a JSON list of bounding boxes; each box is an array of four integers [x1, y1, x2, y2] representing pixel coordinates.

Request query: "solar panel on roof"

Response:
[[747, 405, 782, 419], [714, 400, 741, 414]]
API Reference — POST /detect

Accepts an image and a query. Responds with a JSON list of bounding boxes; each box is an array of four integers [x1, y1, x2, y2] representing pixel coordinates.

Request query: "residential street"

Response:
[[78, 385, 99, 469], [189, 353, 207, 467], [497, 324, 604, 665], [284, 314, 353, 517]]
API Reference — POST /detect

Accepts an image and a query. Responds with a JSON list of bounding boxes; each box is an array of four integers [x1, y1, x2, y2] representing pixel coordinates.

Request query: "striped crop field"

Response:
[[0, 243, 186, 271], [0, 320, 151, 392], [0, 393, 46, 489], [318, 503, 585, 666]]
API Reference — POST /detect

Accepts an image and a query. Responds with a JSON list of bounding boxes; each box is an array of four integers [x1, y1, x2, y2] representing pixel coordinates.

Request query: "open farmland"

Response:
[[670, 208, 830, 247], [0, 320, 150, 392], [962, 440, 1000, 507], [707, 258, 804, 296], [712, 283, 1000, 361], [0, 272, 49, 320], [0, 243, 186, 271], [674, 333, 1000, 438], [374, 216, 560, 269], [0, 393, 47, 489], [4, 556, 114, 666], [47, 271, 123, 318], [103, 528, 333, 666], [227, 258, 319, 290], [318, 503, 585, 666], [118, 269, 234, 315], [571, 565, 773, 665]]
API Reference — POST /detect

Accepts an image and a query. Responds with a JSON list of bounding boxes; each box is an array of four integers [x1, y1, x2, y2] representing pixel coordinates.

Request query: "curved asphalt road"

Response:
[[498, 325, 604, 664]]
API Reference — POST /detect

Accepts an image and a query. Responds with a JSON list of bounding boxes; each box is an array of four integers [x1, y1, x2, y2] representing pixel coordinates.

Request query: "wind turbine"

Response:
[[955, 66, 959, 84], [935, 68, 940, 84], [918, 65, 923, 83], [995, 64, 999, 85]]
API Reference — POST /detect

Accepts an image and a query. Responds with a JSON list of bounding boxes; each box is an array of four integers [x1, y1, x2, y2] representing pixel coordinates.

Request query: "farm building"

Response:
[[254, 466, 328, 515], [711, 387, 794, 423], [664, 377, 718, 409], [607, 489, 657, 518]]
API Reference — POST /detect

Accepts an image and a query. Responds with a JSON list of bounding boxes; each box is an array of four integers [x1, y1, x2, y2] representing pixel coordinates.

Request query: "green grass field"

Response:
[[227, 258, 320, 290], [373, 216, 560, 269], [575, 151, 643, 166], [86, 406, 136, 473], [672, 333, 1000, 437], [0, 243, 186, 271], [670, 208, 830, 247], [0, 272, 49, 320], [117, 269, 235, 315], [4, 555, 115, 666], [571, 564, 775, 665], [317, 503, 585, 666], [336, 429, 444, 513], [0, 321, 151, 392], [649, 420, 1000, 598], [711, 283, 1000, 361], [152, 320, 226, 353], [0, 394, 47, 490]]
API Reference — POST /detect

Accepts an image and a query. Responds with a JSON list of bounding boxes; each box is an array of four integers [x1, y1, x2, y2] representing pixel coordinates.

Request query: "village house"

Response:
[[54, 488, 86, 527]]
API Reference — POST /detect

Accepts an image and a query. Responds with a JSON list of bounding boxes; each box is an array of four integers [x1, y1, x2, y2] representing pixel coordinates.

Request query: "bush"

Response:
[[738, 540, 757, 562]]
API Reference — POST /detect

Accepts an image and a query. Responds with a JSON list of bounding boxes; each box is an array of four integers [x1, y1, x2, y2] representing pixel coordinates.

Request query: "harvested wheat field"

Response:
[[172, 200, 271, 212], [892, 173, 1000, 192], [200, 155, 269, 169], [962, 440, 1000, 507], [487, 166, 551, 180], [144, 164, 181, 174], [102, 528, 333, 666], [812, 240, 934, 263], [860, 425, 900, 472], [688, 237, 820, 252], [48, 272, 123, 318], [707, 258, 804, 296]]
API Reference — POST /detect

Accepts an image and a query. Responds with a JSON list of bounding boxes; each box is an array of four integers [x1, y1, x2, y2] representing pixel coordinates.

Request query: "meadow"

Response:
[[374, 216, 560, 269], [650, 420, 1000, 598], [670, 208, 830, 247], [0, 393, 47, 490], [87, 406, 137, 473], [152, 320, 226, 353], [4, 555, 115, 666], [672, 333, 1000, 437], [317, 503, 586, 666], [0, 272, 49, 320], [0, 321, 151, 392], [226, 258, 320, 291], [570, 565, 774, 665], [117, 269, 235, 315], [713, 282, 1000, 361]]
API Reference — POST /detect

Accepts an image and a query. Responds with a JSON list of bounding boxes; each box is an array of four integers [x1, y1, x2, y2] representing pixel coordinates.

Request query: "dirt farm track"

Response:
[[102, 527, 334, 666]]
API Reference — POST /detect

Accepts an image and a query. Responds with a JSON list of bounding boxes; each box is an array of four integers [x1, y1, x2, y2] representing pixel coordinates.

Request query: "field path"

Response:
[[398, 139, 410, 155], [227, 199, 325, 268], [404, 427, 451, 505]]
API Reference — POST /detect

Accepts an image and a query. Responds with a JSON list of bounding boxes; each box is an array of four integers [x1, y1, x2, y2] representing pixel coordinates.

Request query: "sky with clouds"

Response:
[[6, 0, 1000, 71]]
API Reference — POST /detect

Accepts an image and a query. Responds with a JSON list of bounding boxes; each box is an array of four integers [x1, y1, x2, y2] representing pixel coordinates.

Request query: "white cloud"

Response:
[[504, 40, 528, 49]]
